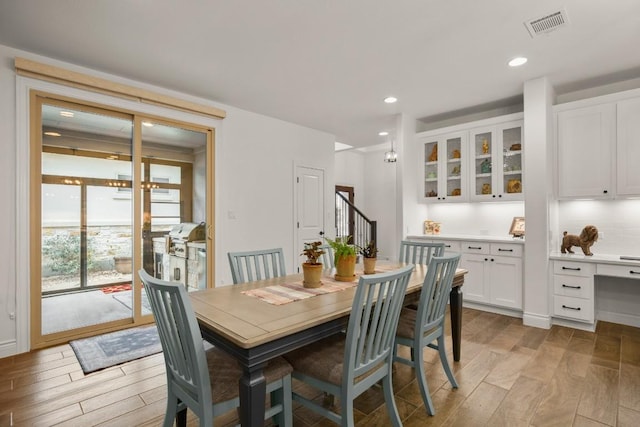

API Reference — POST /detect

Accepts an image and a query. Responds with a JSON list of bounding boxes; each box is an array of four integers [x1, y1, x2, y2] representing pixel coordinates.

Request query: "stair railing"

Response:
[[335, 191, 377, 251]]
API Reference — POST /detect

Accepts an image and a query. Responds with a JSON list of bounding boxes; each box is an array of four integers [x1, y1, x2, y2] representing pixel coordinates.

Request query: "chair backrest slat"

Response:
[[228, 248, 286, 284], [399, 240, 445, 265], [417, 254, 461, 333], [346, 265, 414, 380], [318, 244, 335, 268]]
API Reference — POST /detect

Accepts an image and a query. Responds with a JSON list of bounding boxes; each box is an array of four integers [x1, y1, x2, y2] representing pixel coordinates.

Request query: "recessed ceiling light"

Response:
[[142, 121, 154, 127], [383, 96, 398, 104], [378, 131, 389, 136], [44, 131, 61, 137], [508, 57, 528, 67], [59, 111, 74, 118]]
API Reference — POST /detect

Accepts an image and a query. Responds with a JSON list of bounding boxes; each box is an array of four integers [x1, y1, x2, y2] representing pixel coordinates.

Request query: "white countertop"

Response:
[[550, 251, 640, 266], [406, 234, 525, 244]]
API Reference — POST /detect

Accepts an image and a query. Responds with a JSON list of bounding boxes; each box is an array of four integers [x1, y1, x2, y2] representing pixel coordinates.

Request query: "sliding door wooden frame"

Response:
[[30, 91, 215, 349]]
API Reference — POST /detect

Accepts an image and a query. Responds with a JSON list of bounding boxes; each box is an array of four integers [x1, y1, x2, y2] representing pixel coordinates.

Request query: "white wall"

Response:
[[0, 43, 335, 356]]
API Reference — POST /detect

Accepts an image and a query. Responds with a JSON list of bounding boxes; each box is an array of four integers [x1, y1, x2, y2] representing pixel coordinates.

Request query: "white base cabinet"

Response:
[[458, 241, 523, 310]]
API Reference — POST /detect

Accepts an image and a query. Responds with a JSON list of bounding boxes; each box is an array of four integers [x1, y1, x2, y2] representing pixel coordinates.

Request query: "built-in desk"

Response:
[[549, 252, 640, 330]]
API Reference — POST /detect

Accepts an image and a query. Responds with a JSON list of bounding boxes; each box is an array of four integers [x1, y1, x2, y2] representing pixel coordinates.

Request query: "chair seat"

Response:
[[285, 334, 346, 386], [208, 348, 292, 403], [395, 307, 440, 340]]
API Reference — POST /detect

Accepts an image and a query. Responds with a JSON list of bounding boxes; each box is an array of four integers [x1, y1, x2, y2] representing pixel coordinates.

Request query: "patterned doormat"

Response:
[[70, 324, 162, 374]]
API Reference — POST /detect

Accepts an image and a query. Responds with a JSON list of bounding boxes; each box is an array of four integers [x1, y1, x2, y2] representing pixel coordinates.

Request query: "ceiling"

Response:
[[1, 1, 639, 149]]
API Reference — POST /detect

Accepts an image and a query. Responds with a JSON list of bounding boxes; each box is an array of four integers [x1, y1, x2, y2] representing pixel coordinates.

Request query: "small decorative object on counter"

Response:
[[452, 149, 461, 159], [433, 222, 441, 235], [509, 217, 525, 237], [450, 165, 460, 176], [482, 138, 490, 154], [427, 171, 436, 179], [424, 220, 434, 234], [426, 190, 437, 197], [482, 183, 491, 194], [510, 143, 521, 151], [451, 188, 461, 196], [561, 225, 598, 256]]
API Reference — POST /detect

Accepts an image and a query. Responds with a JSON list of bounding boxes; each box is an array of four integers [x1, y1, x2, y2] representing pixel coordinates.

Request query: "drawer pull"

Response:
[[562, 284, 581, 289], [498, 248, 513, 252], [631, 270, 640, 275], [562, 266, 581, 271], [468, 246, 482, 250], [562, 304, 581, 311], [445, 245, 451, 248]]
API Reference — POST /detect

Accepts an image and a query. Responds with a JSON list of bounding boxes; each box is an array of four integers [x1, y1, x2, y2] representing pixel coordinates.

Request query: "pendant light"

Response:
[[384, 139, 397, 163]]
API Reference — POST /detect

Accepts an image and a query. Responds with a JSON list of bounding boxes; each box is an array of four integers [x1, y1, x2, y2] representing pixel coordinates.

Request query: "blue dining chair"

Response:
[[393, 253, 461, 415], [139, 270, 293, 427], [284, 264, 414, 427], [398, 240, 445, 265], [227, 247, 286, 284], [318, 244, 335, 268]]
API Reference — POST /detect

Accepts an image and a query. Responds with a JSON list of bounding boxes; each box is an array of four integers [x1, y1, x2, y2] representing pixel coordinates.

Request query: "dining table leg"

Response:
[[449, 283, 463, 362], [239, 363, 267, 426]]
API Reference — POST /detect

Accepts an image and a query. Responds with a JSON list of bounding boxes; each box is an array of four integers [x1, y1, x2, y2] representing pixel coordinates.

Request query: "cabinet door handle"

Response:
[[631, 270, 640, 275], [468, 246, 482, 250], [562, 266, 581, 271], [490, 258, 494, 262], [603, 190, 608, 194], [498, 248, 513, 252], [444, 244, 451, 248], [562, 284, 581, 289], [562, 304, 581, 311]]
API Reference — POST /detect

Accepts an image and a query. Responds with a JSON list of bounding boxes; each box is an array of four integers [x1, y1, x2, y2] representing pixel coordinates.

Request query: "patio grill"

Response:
[[167, 222, 206, 288]]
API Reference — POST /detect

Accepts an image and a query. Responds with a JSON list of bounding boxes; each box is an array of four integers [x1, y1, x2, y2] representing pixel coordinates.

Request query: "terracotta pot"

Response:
[[334, 254, 357, 282], [302, 263, 323, 288], [363, 257, 377, 274]]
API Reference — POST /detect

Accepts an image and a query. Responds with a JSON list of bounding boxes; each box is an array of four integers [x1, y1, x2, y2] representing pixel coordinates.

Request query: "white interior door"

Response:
[[295, 166, 325, 272]]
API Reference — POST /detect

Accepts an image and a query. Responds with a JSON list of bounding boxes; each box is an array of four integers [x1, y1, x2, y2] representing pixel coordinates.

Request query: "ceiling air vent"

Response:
[[525, 9, 570, 38]]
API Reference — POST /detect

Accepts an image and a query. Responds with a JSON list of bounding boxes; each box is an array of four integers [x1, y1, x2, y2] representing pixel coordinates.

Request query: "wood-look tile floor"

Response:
[[1, 308, 640, 426]]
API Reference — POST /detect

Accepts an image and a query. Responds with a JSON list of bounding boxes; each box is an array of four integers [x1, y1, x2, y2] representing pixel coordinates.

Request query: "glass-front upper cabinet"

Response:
[[469, 120, 523, 201], [423, 132, 467, 202]]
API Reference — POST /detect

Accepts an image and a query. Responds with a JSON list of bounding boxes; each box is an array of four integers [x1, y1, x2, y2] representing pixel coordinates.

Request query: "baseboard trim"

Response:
[[597, 310, 640, 328], [462, 301, 523, 319], [0, 340, 18, 359], [551, 317, 596, 332], [523, 312, 552, 329]]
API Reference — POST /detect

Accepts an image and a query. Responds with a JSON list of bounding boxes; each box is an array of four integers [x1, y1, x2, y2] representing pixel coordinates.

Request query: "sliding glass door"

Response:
[[32, 93, 213, 347]]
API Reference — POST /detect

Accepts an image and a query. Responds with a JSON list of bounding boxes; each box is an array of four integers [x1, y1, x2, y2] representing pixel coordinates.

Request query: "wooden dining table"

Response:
[[190, 263, 467, 427]]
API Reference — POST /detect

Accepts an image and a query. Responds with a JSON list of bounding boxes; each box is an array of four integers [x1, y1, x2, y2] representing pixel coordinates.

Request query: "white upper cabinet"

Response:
[[469, 120, 524, 201], [557, 104, 615, 199], [422, 132, 468, 202], [418, 113, 523, 203], [556, 91, 640, 200], [617, 97, 640, 196]]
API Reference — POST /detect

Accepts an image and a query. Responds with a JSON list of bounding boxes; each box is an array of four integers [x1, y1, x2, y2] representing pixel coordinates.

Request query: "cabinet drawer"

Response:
[[597, 263, 640, 280], [490, 243, 522, 258], [462, 242, 489, 254], [553, 261, 595, 277], [553, 295, 594, 322], [438, 240, 461, 254], [553, 275, 593, 299]]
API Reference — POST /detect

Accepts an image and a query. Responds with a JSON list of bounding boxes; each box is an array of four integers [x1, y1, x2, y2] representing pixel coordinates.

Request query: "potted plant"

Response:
[[359, 240, 378, 274], [325, 236, 358, 282], [300, 241, 325, 288]]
